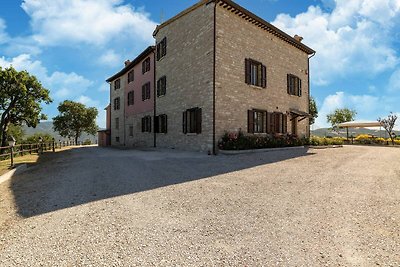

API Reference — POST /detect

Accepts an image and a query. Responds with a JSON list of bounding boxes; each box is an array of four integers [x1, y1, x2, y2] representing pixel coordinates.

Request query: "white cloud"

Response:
[[21, 0, 157, 46], [98, 49, 122, 67], [272, 0, 400, 85], [315, 91, 381, 128], [0, 18, 9, 44], [0, 54, 93, 100], [75, 95, 107, 128], [98, 83, 110, 92], [388, 68, 400, 92]]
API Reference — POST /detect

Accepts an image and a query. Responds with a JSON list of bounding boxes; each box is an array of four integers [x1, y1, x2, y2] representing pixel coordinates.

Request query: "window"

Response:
[[155, 114, 168, 133], [114, 79, 121, 90], [142, 82, 151, 101], [115, 118, 119, 129], [114, 97, 120, 110], [141, 116, 152, 132], [245, 59, 266, 88], [247, 110, 266, 133], [156, 37, 167, 61], [116, 137, 120, 142], [128, 70, 134, 83], [183, 108, 202, 134], [157, 76, 166, 97], [287, 74, 302, 96], [129, 126, 134, 137], [142, 57, 150, 74], [248, 110, 287, 134], [127, 91, 134, 106]]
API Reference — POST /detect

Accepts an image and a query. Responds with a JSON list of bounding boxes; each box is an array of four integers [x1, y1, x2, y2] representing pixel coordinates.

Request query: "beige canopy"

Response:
[[337, 121, 383, 128]]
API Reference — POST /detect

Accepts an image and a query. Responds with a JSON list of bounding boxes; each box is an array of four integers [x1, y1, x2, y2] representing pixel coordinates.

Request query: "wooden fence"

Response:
[[0, 140, 80, 168]]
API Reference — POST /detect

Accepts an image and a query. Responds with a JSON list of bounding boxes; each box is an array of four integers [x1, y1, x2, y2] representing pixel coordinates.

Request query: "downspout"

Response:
[[108, 82, 112, 144], [212, 1, 217, 155], [308, 51, 316, 138], [153, 50, 157, 147]]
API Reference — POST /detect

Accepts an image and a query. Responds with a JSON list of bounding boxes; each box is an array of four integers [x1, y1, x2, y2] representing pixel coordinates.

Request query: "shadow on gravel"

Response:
[[9, 146, 313, 218]]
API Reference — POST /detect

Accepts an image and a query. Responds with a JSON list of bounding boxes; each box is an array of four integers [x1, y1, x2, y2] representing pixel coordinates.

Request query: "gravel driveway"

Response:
[[0, 145, 399, 266]]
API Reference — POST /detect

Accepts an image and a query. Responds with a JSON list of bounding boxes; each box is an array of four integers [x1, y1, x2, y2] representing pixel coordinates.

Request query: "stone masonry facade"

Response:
[[154, 2, 215, 152], [107, 0, 314, 152], [215, 2, 311, 141]]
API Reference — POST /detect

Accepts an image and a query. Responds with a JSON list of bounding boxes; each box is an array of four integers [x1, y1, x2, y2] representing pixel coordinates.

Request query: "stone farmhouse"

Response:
[[103, 0, 315, 153]]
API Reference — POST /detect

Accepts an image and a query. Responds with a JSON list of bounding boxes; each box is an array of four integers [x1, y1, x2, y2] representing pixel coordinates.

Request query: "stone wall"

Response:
[[125, 111, 154, 147], [154, 2, 215, 152], [110, 77, 126, 146], [215, 4, 310, 144]]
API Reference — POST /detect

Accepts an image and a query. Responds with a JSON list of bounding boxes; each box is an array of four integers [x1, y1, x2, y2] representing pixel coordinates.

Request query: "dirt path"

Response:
[[0, 146, 399, 266]]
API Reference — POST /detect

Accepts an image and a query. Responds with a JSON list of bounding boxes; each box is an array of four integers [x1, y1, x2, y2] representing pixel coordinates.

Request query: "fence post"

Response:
[[10, 146, 14, 168], [52, 139, 55, 152]]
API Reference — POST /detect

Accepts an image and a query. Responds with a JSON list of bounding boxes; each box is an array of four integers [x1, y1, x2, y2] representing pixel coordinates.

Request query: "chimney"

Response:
[[294, 35, 303, 42], [124, 60, 131, 66]]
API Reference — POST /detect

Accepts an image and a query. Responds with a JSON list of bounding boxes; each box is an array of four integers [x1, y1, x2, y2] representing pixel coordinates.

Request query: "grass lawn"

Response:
[[0, 153, 40, 176]]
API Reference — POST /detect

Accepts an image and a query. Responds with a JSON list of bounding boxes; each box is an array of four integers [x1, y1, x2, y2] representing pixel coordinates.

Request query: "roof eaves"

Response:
[[105, 46, 155, 83], [217, 0, 315, 55]]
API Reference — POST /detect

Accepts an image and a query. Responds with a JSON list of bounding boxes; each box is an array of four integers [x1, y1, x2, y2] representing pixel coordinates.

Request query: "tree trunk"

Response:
[[75, 135, 78, 145]]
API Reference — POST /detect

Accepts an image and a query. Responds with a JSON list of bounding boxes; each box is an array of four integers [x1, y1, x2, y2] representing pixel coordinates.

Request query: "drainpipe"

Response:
[[153, 50, 157, 147], [212, 1, 217, 155], [308, 52, 316, 138]]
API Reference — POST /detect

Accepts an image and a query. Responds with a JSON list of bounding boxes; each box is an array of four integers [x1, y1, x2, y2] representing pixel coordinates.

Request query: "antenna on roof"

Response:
[[160, 9, 165, 24]]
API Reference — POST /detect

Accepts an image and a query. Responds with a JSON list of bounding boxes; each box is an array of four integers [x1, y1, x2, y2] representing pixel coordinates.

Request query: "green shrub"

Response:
[[218, 130, 309, 150], [83, 139, 92, 145]]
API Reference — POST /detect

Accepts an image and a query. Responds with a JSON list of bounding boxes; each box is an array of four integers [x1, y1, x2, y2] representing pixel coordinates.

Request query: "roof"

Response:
[[290, 109, 311, 117], [153, 0, 315, 55], [337, 121, 384, 128], [106, 46, 155, 83]]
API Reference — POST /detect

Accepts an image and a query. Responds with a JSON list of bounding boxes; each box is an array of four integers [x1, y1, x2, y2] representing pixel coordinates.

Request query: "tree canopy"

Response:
[[309, 97, 318, 125], [378, 112, 398, 145], [327, 108, 357, 131], [53, 100, 98, 144], [0, 66, 52, 147]]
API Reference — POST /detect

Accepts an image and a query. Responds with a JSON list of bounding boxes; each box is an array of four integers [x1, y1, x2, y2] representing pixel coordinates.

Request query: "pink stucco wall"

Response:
[[124, 52, 154, 116]]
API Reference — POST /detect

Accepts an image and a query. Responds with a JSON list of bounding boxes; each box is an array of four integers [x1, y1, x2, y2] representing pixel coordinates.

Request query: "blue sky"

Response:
[[0, 0, 399, 129]]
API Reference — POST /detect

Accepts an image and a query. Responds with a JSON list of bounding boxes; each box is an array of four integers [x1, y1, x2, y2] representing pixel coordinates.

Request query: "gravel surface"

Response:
[[0, 145, 399, 266]]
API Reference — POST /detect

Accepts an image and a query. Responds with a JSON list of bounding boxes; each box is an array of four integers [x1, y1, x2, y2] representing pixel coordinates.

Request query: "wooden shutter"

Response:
[[261, 65, 267, 88], [162, 76, 166, 95], [271, 113, 276, 133], [162, 38, 167, 56], [298, 78, 302, 96], [142, 86, 145, 100], [195, 108, 202, 134], [156, 43, 160, 61], [183, 111, 187, 134], [287, 74, 290, 94], [283, 114, 288, 133], [157, 79, 160, 97], [164, 115, 168, 133], [154, 116, 159, 133], [247, 110, 254, 133], [265, 111, 270, 133], [148, 117, 152, 132], [245, 59, 251, 84], [141, 117, 145, 132]]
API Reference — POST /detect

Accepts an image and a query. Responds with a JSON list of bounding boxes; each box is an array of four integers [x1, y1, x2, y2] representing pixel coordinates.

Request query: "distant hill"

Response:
[[312, 127, 400, 138], [23, 121, 97, 143]]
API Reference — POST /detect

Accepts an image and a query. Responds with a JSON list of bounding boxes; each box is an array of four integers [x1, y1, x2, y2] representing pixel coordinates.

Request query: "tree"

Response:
[[25, 132, 54, 144], [7, 124, 25, 143], [309, 96, 318, 125], [53, 101, 98, 144], [0, 66, 52, 147], [378, 112, 398, 145], [327, 108, 357, 132]]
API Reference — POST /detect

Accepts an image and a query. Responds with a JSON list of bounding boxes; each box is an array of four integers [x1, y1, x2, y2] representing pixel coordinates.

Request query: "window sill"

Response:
[[248, 84, 265, 90], [186, 133, 200, 136], [157, 94, 166, 98], [157, 56, 166, 62]]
